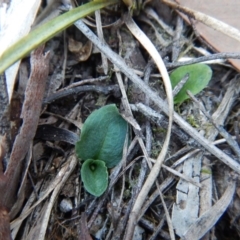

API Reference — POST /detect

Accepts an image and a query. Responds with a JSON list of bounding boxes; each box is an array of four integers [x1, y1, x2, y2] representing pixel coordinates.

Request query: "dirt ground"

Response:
[[1, 0, 240, 239]]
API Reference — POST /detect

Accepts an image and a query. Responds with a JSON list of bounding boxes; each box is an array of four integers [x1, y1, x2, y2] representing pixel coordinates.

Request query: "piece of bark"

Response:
[[182, 177, 236, 240], [79, 213, 93, 240], [172, 153, 201, 236]]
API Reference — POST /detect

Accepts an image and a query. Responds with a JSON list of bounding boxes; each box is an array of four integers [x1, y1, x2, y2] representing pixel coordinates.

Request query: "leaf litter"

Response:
[[1, 0, 240, 239]]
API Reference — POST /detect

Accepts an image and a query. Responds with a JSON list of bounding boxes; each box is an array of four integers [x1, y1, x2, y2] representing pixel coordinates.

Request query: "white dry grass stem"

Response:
[[123, 13, 174, 239]]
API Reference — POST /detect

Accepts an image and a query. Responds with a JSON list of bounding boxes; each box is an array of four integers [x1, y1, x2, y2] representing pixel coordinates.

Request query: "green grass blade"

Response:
[[0, 0, 118, 74]]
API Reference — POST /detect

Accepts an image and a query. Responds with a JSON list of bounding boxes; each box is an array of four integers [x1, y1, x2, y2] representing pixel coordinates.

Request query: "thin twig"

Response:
[[64, 76, 108, 89], [44, 85, 120, 104], [162, 164, 201, 188], [158, 187, 175, 240], [166, 52, 240, 68]]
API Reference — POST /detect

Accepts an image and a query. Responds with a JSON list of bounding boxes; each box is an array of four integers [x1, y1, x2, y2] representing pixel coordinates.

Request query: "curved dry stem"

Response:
[[123, 13, 174, 240]]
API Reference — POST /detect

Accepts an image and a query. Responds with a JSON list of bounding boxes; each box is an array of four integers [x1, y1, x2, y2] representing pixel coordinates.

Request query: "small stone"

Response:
[[59, 199, 73, 213]]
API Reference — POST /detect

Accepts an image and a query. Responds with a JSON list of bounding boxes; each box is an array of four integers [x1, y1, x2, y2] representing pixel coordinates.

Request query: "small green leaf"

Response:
[[81, 159, 108, 197], [75, 104, 128, 168], [170, 64, 212, 104]]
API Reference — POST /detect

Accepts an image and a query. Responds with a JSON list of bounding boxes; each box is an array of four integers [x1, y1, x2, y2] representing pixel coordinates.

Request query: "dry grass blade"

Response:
[[162, 164, 201, 188], [123, 12, 174, 240]]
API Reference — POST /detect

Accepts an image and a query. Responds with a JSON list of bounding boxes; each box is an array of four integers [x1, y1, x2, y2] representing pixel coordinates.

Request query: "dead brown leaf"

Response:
[[68, 38, 92, 62], [0, 45, 49, 239], [79, 213, 93, 240]]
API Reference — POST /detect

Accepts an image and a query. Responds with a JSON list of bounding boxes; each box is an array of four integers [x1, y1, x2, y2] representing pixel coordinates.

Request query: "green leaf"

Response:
[[75, 104, 128, 168], [0, 0, 118, 74], [81, 159, 108, 197], [170, 64, 212, 104]]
